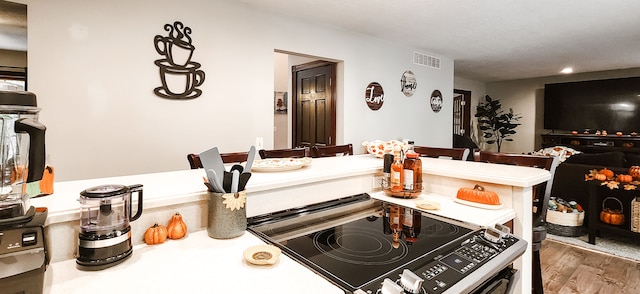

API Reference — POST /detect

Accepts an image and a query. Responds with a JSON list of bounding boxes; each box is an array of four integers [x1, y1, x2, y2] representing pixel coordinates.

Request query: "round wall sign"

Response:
[[400, 70, 417, 97], [430, 89, 443, 113], [365, 82, 384, 111]]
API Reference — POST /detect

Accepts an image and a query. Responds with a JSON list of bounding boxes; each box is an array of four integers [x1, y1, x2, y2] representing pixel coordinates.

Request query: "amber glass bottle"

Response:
[[403, 152, 422, 192], [389, 205, 403, 249], [390, 146, 404, 192]]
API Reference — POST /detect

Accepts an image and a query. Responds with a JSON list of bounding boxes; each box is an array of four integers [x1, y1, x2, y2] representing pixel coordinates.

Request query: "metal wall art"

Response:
[[430, 89, 443, 113], [153, 21, 205, 99], [365, 82, 384, 111], [400, 70, 417, 97]]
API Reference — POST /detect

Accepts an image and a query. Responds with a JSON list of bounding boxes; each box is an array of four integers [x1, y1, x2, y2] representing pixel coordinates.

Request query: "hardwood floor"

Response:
[[540, 239, 640, 293]]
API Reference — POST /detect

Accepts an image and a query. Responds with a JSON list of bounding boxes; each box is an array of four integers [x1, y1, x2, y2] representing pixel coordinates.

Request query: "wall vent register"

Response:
[[413, 51, 441, 69]]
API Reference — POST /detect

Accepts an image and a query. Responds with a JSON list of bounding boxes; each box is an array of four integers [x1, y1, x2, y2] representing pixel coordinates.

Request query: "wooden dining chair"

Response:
[[475, 150, 559, 294], [258, 147, 308, 159], [186, 152, 249, 169], [311, 144, 353, 158], [413, 146, 469, 160]]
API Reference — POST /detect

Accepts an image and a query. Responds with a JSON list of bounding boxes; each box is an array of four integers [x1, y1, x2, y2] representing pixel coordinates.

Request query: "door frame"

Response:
[[291, 60, 337, 147]]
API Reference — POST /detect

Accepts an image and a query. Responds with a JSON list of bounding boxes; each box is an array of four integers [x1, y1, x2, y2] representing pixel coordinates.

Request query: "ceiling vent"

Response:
[[413, 51, 440, 69]]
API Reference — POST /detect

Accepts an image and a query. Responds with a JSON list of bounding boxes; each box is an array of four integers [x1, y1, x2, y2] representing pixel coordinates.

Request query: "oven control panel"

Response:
[[357, 228, 525, 294]]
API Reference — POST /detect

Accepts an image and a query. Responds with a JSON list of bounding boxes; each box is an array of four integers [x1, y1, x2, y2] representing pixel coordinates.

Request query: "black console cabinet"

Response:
[[542, 133, 640, 154], [587, 182, 640, 244]]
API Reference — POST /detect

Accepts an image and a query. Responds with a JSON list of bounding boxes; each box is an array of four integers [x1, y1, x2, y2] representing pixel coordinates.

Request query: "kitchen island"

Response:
[[33, 155, 549, 293]]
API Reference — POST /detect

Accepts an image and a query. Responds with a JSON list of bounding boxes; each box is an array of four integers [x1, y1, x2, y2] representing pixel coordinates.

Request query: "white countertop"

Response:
[[35, 155, 549, 294], [31, 155, 384, 224], [31, 155, 548, 226], [44, 230, 343, 294], [370, 191, 516, 228]]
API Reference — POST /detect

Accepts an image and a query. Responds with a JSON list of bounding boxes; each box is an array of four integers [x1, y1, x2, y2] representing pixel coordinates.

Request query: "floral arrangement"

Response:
[[584, 167, 640, 190]]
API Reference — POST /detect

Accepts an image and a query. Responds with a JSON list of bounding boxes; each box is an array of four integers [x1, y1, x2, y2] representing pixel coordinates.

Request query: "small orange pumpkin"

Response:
[[39, 166, 54, 195], [456, 184, 500, 205], [617, 174, 633, 183], [166, 212, 188, 239], [144, 223, 168, 245], [629, 166, 640, 179], [593, 173, 607, 181], [599, 168, 614, 179]]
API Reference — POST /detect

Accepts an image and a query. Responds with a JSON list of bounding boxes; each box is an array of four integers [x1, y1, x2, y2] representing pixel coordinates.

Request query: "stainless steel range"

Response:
[[248, 193, 526, 294]]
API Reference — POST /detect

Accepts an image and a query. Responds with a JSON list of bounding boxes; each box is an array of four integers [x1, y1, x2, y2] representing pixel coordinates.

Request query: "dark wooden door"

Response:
[[453, 89, 471, 136], [292, 61, 336, 148]]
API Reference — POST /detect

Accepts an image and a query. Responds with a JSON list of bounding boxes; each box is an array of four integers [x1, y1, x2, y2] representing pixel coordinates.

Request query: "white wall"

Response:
[[24, 0, 454, 181], [486, 67, 640, 153], [273, 52, 288, 149]]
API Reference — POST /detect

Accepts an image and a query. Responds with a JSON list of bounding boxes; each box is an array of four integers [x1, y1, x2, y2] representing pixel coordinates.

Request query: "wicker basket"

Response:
[[545, 209, 585, 236], [632, 197, 640, 233]]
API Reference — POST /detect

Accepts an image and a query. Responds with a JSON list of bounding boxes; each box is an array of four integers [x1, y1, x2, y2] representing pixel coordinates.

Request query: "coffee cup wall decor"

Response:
[[154, 21, 205, 99]]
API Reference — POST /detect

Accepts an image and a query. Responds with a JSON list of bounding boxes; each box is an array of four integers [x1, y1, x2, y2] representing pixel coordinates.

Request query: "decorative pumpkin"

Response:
[[599, 168, 614, 179], [144, 223, 168, 245], [599, 197, 625, 226], [629, 166, 640, 179], [39, 166, 54, 195], [166, 212, 188, 239], [593, 173, 607, 181], [456, 184, 500, 205], [617, 174, 633, 183]]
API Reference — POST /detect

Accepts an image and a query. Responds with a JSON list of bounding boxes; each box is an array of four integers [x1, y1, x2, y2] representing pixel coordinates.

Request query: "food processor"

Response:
[[77, 184, 143, 270], [0, 90, 49, 294]]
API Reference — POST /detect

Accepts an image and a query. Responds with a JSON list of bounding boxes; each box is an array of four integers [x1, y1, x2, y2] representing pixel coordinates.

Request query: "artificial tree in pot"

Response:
[[475, 95, 521, 152]]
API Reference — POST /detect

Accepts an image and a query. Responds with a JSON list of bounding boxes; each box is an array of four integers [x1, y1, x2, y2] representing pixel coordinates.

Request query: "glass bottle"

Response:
[[390, 146, 404, 192], [402, 208, 422, 245], [403, 152, 422, 192], [389, 204, 403, 249]]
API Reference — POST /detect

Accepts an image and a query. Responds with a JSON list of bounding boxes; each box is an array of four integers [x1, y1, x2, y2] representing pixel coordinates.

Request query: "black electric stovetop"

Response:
[[248, 195, 476, 291]]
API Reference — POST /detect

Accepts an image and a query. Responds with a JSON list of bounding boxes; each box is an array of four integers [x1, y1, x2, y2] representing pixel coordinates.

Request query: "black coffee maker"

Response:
[[0, 90, 49, 294], [77, 184, 143, 270]]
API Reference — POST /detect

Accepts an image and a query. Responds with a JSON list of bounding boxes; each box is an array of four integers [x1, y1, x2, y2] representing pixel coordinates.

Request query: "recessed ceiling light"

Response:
[[560, 67, 573, 74]]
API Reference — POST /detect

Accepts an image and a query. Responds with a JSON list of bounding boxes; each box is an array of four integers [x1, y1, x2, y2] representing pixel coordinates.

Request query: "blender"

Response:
[[0, 90, 49, 294], [77, 184, 143, 270], [0, 90, 46, 219]]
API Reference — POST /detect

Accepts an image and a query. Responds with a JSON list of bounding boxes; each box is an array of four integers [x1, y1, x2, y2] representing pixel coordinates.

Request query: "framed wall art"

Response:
[[400, 70, 417, 97], [274, 91, 288, 113], [365, 82, 384, 111], [430, 89, 443, 113]]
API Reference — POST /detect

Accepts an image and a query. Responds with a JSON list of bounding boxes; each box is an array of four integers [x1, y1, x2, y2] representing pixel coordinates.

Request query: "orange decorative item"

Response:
[[617, 174, 633, 183], [629, 166, 640, 179], [166, 212, 188, 239], [456, 184, 500, 205], [599, 168, 614, 179], [600, 197, 625, 226], [144, 224, 168, 245], [593, 173, 607, 181], [39, 166, 55, 195]]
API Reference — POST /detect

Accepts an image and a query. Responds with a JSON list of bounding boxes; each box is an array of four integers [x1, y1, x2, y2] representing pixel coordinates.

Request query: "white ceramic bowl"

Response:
[[361, 140, 408, 158]]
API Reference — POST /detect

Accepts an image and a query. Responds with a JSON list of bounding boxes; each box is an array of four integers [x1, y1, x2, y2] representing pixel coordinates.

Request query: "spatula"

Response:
[[205, 169, 225, 193], [199, 147, 225, 185], [231, 169, 240, 193], [245, 145, 256, 172]]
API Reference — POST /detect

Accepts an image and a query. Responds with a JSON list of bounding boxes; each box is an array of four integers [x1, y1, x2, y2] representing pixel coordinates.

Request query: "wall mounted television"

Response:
[[544, 76, 640, 134]]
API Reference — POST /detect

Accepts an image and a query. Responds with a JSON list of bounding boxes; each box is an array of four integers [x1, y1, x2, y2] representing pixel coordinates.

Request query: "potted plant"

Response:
[[475, 95, 521, 152]]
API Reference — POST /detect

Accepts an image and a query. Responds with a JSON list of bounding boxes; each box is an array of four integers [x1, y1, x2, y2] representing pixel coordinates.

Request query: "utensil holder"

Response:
[[207, 191, 247, 239]]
